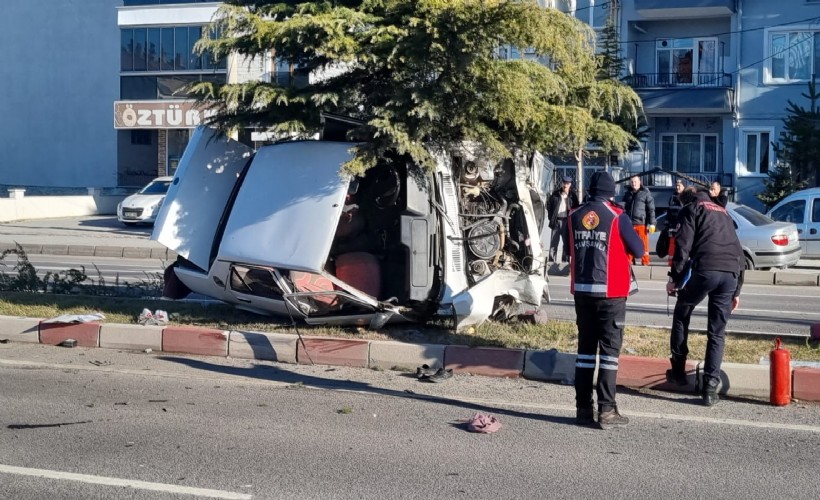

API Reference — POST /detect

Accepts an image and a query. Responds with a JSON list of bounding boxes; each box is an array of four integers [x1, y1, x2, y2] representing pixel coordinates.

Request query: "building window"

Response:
[[656, 38, 718, 85], [120, 73, 225, 100], [121, 26, 225, 73], [123, 1, 213, 5], [739, 129, 773, 176], [544, 0, 608, 29], [767, 29, 820, 83], [131, 130, 152, 146], [659, 134, 719, 173]]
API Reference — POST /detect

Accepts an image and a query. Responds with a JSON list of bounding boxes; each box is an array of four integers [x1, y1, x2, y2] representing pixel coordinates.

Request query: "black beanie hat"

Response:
[[589, 171, 616, 197]]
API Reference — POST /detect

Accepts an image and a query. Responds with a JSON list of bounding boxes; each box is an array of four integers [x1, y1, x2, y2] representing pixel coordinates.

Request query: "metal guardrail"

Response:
[[623, 72, 732, 89]]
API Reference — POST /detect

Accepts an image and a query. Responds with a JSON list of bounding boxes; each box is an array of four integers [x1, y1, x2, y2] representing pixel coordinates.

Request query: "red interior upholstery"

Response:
[[335, 252, 381, 298]]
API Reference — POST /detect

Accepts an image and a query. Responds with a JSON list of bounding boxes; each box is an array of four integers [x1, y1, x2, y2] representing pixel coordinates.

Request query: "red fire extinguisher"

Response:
[[770, 338, 791, 406]]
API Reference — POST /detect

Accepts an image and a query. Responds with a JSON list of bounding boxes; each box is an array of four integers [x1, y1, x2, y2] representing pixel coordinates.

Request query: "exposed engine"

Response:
[[455, 157, 536, 284]]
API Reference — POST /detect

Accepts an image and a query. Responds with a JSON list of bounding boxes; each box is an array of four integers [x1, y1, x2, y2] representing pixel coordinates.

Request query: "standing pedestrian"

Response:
[[709, 181, 728, 207], [547, 175, 580, 263], [622, 176, 656, 266], [664, 179, 685, 265], [569, 171, 645, 429], [666, 187, 744, 406]]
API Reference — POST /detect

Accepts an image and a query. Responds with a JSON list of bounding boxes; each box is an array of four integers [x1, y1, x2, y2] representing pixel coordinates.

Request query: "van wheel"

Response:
[[744, 255, 754, 270]]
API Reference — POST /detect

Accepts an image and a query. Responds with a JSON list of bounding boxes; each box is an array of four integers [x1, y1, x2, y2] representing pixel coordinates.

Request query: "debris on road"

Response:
[[466, 413, 502, 434]]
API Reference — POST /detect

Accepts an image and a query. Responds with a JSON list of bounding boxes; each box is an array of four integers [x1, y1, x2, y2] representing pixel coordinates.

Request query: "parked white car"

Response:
[[651, 203, 801, 270], [117, 176, 173, 226], [766, 187, 820, 259], [151, 126, 551, 331]]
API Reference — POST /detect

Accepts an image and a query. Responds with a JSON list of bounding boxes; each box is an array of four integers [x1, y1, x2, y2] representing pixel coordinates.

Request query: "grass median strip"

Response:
[[1, 291, 818, 364]]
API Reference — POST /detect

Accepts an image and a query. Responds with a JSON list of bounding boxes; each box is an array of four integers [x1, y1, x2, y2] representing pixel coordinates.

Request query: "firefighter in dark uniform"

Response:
[[569, 172, 645, 429], [666, 187, 744, 406]]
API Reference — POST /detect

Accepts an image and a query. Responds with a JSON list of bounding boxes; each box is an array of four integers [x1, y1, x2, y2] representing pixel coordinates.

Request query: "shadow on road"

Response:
[[159, 355, 579, 427]]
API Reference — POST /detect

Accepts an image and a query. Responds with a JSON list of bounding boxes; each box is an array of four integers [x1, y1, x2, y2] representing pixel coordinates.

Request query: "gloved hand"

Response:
[[648, 224, 656, 233], [666, 281, 677, 296]]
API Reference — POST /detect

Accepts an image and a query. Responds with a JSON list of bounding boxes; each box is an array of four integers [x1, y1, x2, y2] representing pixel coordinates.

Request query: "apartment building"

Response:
[[619, 0, 820, 209], [3, 0, 817, 199]]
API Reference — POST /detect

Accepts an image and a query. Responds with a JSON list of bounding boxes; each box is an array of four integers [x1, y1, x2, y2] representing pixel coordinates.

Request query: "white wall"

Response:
[[0, 0, 122, 188], [0, 192, 124, 222]]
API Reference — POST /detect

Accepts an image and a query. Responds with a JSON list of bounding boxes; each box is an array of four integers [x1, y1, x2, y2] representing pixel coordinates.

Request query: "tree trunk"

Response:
[[575, 149, 584, 201]]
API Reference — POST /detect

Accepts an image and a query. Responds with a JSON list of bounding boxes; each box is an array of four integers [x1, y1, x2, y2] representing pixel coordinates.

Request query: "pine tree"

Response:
[[755, 160, 807, 210], [596, 12, 623, 80], [190, 0, 642, 176], [756, 81, 820, 208]]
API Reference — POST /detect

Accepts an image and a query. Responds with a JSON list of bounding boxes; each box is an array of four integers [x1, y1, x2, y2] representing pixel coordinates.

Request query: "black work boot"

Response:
[[702, 377, 721, 407], [598, 406, 629, 430], [665, 356, 688, 386], [576, 407, 595, 426]]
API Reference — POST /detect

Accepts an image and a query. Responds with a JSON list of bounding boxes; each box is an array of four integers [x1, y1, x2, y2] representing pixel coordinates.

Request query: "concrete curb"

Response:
[[710, 362, 770, 399], [228, 330, 298, 364], [368, 341, 445, 372], [0, 315, 42, 343], [0, 318, 817, 404], [0, 241, 177, 261]]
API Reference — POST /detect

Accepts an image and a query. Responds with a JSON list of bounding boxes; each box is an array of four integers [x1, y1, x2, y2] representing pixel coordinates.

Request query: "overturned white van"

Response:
[[152, 126, 551, 331]]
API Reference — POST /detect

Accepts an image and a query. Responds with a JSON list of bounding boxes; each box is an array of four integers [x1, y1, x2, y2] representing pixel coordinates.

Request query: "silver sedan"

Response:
[[649, 202, 801, 270]]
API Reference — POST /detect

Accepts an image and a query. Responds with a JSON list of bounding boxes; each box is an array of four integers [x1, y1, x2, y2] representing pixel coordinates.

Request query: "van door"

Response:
[[807, 196, 820, 258]]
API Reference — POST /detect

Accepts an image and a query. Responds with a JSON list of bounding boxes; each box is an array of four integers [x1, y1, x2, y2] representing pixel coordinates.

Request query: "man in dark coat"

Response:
[[622, 176, 656, 266], [710, 181, 728, 207], [662, 179, 685, 265], [666, 187, 744, 406], [546, 175, 579, 263]]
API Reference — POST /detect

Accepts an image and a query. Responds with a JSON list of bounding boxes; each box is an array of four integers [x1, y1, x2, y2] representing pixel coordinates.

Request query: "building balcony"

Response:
[[623, 73, 734, 114], [634, 0, 735, 19], [623, 73, 732, 89]]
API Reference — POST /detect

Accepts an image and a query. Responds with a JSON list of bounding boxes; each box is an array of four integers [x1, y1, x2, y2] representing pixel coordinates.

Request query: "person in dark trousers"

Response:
[[622, 176, 656, 265], [663, 179, 686, 265], [568, 171, 645, 429], [666, 187, 744, 406], [547, 175, 580, 263], [709, 181, 728, 208]]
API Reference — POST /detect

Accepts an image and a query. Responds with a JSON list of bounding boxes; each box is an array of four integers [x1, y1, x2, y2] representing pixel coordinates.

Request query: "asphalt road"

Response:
[[1, 343, 819, 500], [547, 275, 820, 338]]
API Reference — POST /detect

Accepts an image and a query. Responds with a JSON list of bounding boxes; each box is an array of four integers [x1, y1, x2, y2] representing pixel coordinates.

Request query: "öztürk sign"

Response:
[[114, 101, 216, 129]]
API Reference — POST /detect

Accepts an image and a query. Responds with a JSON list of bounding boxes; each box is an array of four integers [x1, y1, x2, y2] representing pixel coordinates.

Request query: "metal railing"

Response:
[[623, 72, 732, 89]]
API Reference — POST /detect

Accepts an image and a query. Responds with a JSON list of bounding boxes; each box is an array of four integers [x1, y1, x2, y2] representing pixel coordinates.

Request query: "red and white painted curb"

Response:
[[1, 315, 818, 404]]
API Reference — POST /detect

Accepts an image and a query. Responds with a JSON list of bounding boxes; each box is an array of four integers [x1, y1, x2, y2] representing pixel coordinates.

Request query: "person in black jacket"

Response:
[[546, 175, 579, 263], [709, 181, 728, 207], [666, 187, 744, 406], [662, 179, 685, 265], [622, 176, 656, 265]]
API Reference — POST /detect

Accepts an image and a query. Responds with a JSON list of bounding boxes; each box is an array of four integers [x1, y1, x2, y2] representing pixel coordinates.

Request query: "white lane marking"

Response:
[[549, 298, 820, 317], [0, 464, 252, 499], [550, 281, 820, 299]]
